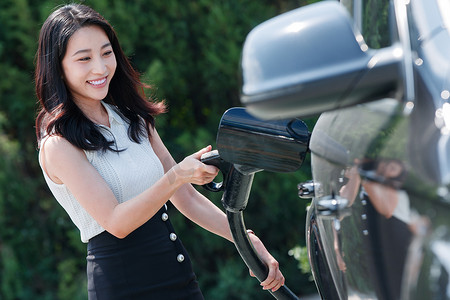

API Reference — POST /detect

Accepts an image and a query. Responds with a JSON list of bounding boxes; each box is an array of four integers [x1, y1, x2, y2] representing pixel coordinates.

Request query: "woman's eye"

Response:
[[103, 50, 113, 56], [78, 57, 91, 62]]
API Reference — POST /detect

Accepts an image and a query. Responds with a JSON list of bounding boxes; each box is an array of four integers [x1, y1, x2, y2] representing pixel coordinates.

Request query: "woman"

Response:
[[35, 4, 284, 299]]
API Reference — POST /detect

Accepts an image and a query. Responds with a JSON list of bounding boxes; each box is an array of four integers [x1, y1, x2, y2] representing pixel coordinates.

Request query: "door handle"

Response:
[[317, 196, 349, 217]]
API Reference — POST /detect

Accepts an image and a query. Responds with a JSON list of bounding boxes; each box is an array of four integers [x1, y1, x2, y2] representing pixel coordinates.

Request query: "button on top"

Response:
[[161, 213, 169, 221], [170, 233, 177, 241], [177, 254, 185, 262]]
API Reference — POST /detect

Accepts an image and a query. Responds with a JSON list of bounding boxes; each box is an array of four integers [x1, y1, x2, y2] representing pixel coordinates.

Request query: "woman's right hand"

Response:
[[169, 146, 219, 186]]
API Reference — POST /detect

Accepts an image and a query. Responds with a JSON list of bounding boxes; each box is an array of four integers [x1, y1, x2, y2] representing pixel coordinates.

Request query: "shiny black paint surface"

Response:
[[307, 0, 450, 298]]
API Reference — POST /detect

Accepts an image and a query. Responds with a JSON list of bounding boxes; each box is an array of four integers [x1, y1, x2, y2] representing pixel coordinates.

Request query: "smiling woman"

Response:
[[34, 3, 285, 300]]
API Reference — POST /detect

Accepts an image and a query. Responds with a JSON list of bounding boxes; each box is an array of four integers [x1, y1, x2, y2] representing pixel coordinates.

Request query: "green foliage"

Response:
[[288, 246, 313, 279], [0, 0, 320, 298], [363, 0, 391, 49], [205, 260, 270, 300]]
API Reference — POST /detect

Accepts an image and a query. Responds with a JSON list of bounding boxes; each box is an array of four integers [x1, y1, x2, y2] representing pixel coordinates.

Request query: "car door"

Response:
[[308, 0, 450, 299]]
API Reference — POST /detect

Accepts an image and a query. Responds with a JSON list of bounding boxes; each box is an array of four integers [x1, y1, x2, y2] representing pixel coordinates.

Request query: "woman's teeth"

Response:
[[88, 78, 106, 86]]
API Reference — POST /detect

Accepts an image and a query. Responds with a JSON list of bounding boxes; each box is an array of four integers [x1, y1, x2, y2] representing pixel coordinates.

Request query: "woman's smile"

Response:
[[87, 77, 108, 87]]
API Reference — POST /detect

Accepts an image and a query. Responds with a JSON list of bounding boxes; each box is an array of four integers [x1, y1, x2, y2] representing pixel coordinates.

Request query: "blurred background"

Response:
[[0, 0, 320, 299]]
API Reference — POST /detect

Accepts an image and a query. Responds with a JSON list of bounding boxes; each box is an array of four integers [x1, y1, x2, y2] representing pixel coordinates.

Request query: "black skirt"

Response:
[[87, 206, 204, 300]]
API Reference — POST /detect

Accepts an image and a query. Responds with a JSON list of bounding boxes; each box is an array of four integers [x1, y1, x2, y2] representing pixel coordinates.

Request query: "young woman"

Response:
[[35, 4, 284, 299]]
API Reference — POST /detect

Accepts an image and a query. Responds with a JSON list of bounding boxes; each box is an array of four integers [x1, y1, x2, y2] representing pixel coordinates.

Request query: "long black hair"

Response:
[[35, 4, 166, 151]]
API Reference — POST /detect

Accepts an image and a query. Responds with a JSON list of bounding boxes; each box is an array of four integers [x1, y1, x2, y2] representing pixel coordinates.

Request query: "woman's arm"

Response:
[[40, 135, 217, 239], [148, 128, 231, 240], [150, 128, 285, 292]]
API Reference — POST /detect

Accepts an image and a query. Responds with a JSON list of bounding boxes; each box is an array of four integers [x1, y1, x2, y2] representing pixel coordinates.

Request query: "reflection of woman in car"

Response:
[[340, 158, 411, 300], [339, 158, 408, 219], [360, 158, 407, 189], [359, 159, 408, 220]]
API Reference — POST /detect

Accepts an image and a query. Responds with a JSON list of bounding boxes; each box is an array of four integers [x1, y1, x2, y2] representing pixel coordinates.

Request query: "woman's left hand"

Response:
[[247, 231, 285, 292]]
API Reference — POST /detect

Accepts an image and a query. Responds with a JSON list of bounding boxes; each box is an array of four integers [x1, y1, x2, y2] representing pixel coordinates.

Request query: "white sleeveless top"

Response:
[[39, 102, 165, 243]]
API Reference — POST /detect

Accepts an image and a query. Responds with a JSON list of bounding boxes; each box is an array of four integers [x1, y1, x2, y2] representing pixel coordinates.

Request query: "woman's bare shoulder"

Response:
[[40, 135, 87, 183], [43, 135, 82, 156]]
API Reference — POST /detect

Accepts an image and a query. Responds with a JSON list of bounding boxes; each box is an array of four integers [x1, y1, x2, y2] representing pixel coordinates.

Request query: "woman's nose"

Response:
[[92, 57, 107, 74]]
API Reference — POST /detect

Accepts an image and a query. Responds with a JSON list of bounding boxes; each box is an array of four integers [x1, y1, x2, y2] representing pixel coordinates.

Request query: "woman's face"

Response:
[[61, 25, 116, 105]]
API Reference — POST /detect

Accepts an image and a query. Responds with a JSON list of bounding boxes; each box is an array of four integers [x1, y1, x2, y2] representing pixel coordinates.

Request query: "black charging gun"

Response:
[[200, 107, 310, 300]]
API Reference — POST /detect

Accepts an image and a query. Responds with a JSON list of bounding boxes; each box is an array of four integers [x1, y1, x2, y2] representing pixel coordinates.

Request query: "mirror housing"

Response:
[[240, 1, 403, 119], [216, 107, 309, 173]]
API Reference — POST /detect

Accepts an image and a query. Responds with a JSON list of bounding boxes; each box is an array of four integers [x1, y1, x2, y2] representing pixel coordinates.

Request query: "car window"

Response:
[[341, 0, 392, 49]]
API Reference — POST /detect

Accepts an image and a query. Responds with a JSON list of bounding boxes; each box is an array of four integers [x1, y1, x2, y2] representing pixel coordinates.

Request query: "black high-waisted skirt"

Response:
[[87, 206, 204, 300]]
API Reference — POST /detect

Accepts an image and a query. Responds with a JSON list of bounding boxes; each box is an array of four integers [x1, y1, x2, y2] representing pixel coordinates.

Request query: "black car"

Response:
[[203, 0, 450, 299]]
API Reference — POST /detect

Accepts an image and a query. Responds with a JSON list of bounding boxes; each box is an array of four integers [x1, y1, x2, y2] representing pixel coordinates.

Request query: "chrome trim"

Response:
[[394, 0, 416, 106]]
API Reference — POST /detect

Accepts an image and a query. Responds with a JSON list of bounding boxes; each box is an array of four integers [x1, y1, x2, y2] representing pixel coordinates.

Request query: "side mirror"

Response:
[[216, 107, 310, 173], [240, 1, 402, 119]]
